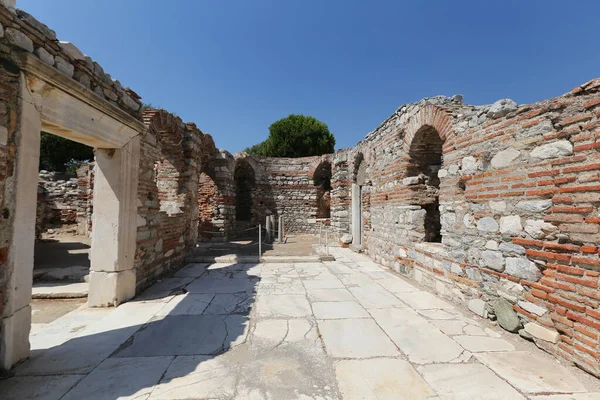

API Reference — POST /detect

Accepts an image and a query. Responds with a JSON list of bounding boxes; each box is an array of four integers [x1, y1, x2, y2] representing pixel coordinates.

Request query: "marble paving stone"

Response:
[[62, 356, 174, 400], [417, 309, 457, 320], [476, 351, 587, 393], [135, 278, 194, 301], [16, 302, 166, 375], [116, 314, 249, 357], [0, 375, 84, 400], [370, 308, 464, 364], [453, 335, 515, 352], [394, 291, 454, 310], [306, 288, 355, 302], [377, 277, 419, 293], [186, 277, 258, 294], [335, 358, 436, 399], [431, 319, 467, 335], [420, 363, 525, 399], [349, 284, 406, 309], [302, 278, 345, 290], [203, 292, 254, 315], [255, 294, 312, 317], [530, 394, 600, 400], [149, 355, 237, 399], [258, 279, 306, 295], [173, 263, 208, 278], [156, 293, 214, 316], [324, 261, 355, 274], [252, 319, 318, 346], [318, 318, 398, 358], [312, 301, 370, 319]]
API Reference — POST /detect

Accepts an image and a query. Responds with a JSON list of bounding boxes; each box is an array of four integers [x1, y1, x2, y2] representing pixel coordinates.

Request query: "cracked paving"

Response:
[[2, 248, 598, 399]]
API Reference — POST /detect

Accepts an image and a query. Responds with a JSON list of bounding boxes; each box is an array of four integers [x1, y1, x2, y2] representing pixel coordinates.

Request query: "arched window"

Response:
[[407, 125, 443, 242]]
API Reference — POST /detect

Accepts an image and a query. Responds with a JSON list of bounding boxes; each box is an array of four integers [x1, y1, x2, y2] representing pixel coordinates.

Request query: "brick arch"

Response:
[[233, 155, 264, 181], [402, 105, 454, 154], [307, 155, 333, 180]]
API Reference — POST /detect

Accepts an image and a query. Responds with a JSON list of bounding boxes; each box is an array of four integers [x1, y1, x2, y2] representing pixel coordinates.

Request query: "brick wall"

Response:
[[330, 81, 600, 376]]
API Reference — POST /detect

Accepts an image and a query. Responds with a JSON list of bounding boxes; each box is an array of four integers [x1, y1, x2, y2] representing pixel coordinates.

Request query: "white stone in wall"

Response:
[[477, 217, 498, 232], [468, 298, 488, 318], [499, 215, 522, 236], [58, 41, 86, 60], [505, 257, 541, 281], [485, 240, 499, 250], [437, 169, 448, 178], [524, 219, 557, 239], [524, 322, 559, 343], [34, 47, 54, 66], [490, 148, 520, 169], [5, 27, 33, 52], [54, 56, 74, 77], [461, 156, 480, 175], [530, 140, 573, 159], [448, 164, 459, 175], [489, 201, 506, 214], [463, 214, 475, 229], [517, 301, 547, 316], [487, 98, 518, 119], [481, 250, 505, 271], [499, 242, 526, 256], [515, 199, 552, 213], [402, 176, 421, 186]]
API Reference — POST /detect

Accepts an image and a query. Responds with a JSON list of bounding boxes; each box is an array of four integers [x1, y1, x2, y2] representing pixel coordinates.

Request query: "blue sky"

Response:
[[20, 0, 600, 152]]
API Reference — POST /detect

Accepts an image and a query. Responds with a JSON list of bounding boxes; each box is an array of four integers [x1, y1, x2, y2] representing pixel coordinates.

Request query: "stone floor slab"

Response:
[[306, 288, 355, 302], [377, 277, 419, 293], [318, 318, 399, 358], [156, 293, 214, 316], [186, 277, 258, 294], [370, 308, 464, 364], [255, 294, 312, 318], [348, 284, 406, 309], [0, 375, 84, 400], [135, 278, 194, 301], [335, 358, 436, 399], [149, 355, 237, 399], [453, 335, 515, 352], [302, 278, 345, 290], [61, 356, 174, 400], [476, 351, 587, 393], [172, 263, 208, 278], [116, 314, 249, 357], [203, 292, 254, 315], [312, 301, 370, 319], [420, 363, 525, 399], [394, 291, 454, 310]]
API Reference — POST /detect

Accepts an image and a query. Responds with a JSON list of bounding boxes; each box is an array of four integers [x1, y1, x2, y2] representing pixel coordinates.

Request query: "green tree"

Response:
[[245, 114, 335, 157], [39, 132, 94, 174]]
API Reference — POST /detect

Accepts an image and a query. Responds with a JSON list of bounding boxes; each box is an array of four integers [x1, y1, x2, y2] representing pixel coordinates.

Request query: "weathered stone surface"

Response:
[[477, 216, 498, 232], [54, 56, 74, 77], [58, 41, 86, 60], [524, 322, 560, 343], [461, 156, 480, 174], [402, 176, 420, 185], [499, 215, 522, 236], [481, 250, 504, 271], [491, 148, 520, 168], [517, 301, 547, 316], [34, 47, 54, 66], [340, 233, 352, 244], [516, 199, 552, 213], [489, 200, 507, 213], [318, 318, 398, 358], [505, 257, 541, 281], [453, 335, 515, 352], [335, 359, 435, 399], [531, 140, 573, 159], [312, 301, 369, 319], [524, 219, 558, 239], [499, 242, 526, 256], [487, 98, 518, 119], [476, 351, 586, 393], [468, 298, 488, 318], [490, 298, 521, 333], [16, 10, 57, 39], [5, 28, 34, 52]]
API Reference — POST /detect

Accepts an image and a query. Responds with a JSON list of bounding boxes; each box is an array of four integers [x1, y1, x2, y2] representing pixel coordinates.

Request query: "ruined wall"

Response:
[[332, 80, 600, 375], [225, 154, 332, 236], [134, 110, 214, 290]]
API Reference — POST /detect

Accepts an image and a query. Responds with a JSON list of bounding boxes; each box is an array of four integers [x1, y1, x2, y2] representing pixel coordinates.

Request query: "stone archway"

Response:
[[313, 160, 332, 219], [234, 159, 256, 223]]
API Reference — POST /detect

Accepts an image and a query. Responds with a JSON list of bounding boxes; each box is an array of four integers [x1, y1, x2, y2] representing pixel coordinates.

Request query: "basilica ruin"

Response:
[[1, 0, 600, 394]]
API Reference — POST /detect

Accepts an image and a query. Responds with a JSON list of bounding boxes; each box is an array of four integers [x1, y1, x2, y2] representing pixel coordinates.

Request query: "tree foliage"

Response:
[[39, 132, 94, 174], [245, 114, 335, 157]]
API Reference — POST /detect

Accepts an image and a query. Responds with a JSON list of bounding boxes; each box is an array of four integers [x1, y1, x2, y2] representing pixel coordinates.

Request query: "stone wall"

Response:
[[330, 80, 600, 376]]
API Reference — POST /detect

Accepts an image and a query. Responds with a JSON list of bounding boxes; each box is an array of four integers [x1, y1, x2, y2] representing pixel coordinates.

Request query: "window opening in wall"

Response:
[[234, 160, 255, 221], [314, 161, 332, 219], [407, 125, 443, 243]]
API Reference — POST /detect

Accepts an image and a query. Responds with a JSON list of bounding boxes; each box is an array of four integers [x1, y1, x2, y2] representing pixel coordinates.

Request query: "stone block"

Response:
[[530, 140, 573, 159], [491, 148, 520, 169], [477, 216, 498, 232], [516, 199, 552, 213], [524, 322, 559, 343], [468, 298, 488, 318], [1, 306, 31, 370], [499, 215, 522, 236], [517, 301, 547, 316], [480, 250, 504, 271], [490, 298, 521, 333], [87, 270, 136, 307], [5, 28, 33, 52], [487, 98, 518, 119], [58, 41, 86, 60], [505, 257, 541, 281], [34, 47, 54, 66], [54, 56, 74, 77]]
